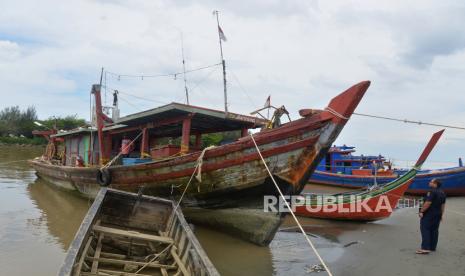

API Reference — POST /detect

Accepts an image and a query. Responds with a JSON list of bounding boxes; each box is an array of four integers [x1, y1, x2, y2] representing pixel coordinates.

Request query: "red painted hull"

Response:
[[295, 179, 413, 221]]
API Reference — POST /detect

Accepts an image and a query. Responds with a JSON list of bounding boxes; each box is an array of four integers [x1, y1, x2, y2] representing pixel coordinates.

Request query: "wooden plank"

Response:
[[99, 268, 154, 276], [161, 268, 169, 276], [177, 231, 187, 258], [181, 242, 192, 263], [91, 234, 104, 273], [100, 252, 126, 260], [171, 247, 190, 276], [75, 236, 94, 274], [85, 256, 177, 270], [93, 225, 173, 244]]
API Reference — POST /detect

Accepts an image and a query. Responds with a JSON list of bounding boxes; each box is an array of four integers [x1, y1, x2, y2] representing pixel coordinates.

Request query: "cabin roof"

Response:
[[105, 102, 267, 136], [52, 127, 96, 138], [51, 103, 267, 139]]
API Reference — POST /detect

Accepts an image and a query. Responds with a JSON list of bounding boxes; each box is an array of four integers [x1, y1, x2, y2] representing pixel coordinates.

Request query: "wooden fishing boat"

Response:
[[295, 130, 444, 221], [58, 188, 219, 276], [30, 81, 370, 245], [309, 145, 465, 196]]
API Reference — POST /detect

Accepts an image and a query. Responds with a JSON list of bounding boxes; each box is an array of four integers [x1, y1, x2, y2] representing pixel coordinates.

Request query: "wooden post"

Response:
[[181, 118, 192, 153], [103, 134, 112, 164], [141, 128, 149, 158], [241, 128, 249, 137], [195, 133, 202, 149], [92, 85, 106, 165]]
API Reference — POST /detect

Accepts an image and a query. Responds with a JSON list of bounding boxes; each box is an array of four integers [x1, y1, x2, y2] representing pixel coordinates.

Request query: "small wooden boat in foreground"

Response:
[[295, 130, 444, 221], [59, 188, 219, 276]]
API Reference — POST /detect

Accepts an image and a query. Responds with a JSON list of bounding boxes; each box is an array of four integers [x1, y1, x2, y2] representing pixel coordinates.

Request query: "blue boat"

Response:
[[310, 145, 465, 196]]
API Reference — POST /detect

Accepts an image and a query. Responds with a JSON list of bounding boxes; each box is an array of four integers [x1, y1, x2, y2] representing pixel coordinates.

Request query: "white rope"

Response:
[[101, 131, 144, 170], [250, 134, 334, 276], [173, 146, 215, 212], [325, 107, 350, 120], [134, 244, 172, 274]]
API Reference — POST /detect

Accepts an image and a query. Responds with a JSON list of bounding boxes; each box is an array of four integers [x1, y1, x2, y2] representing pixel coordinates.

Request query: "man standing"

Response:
[[416, 179, 446, 254]]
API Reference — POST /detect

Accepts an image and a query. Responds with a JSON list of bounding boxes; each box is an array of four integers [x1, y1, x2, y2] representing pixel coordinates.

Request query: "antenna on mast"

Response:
[[180, 32, 189, 105], [213, 10, 228, 113]]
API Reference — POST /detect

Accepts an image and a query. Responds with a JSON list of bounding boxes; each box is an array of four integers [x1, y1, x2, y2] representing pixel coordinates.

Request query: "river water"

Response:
[[1, 145, 464, 276]]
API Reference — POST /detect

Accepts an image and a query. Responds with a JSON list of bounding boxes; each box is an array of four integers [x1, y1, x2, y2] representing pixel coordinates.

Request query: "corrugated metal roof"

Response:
[[51, 127, 96, 138], [50, 103, 267, 138]]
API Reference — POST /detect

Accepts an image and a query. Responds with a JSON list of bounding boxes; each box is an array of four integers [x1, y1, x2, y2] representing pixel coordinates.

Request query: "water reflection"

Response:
[[27, 178, 90, 250]]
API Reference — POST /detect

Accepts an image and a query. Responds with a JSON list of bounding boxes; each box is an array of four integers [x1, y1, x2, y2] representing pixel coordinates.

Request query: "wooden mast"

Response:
[[214, 10, 228, 113], [91, 84, 114, 165]]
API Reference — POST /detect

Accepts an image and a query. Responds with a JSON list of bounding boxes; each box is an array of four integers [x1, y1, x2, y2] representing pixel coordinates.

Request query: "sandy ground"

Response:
[[333, 198, 465, 276], [275, 197, 465, 276]]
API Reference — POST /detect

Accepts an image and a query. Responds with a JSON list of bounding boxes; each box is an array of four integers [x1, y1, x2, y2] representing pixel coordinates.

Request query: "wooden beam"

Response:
[[84, 256, 177, 270], [109, 114, 194, 135], [140, 127, 149, 157], [180, 117, 192, 153], [91, 234, 104, 273], [170, 247, 190, 276], [81, 268, 157, 276], [194, 133, 202, 149], [75, 236, 94, 274], [92, 225, 174, 244]]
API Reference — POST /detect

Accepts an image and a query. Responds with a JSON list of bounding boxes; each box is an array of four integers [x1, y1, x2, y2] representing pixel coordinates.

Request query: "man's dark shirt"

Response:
[[423, 187, 446, 218]]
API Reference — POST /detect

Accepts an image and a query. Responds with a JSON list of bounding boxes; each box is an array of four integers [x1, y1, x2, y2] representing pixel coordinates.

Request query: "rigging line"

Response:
[[101, 85, 169, 105], [117, 94, 144, 111], [354, 112, 465, 131], [188, 66, 220, 94], [105, 62, 222, 79], [229, 70, 259, 110]]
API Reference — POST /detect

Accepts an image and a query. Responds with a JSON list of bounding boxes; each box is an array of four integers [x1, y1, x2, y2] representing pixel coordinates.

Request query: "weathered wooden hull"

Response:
[[30, 81, 370, 245], [59, 188, 219, 276]]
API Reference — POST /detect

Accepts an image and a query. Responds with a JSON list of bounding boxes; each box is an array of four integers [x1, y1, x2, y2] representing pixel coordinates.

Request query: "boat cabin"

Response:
[[316, 145, 392, 175], [50, 85, 267, 167]]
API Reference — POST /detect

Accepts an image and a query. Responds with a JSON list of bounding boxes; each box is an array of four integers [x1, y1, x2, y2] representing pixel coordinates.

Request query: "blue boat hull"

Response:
[[310, 167, 465, 196]]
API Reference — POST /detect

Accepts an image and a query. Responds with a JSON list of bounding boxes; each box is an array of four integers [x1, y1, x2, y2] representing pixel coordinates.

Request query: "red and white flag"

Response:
[[264, 95, 271, 108], [218, 26, 227, 42]]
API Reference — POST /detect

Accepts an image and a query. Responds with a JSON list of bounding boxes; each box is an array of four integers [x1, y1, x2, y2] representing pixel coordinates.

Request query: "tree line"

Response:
[[0, 106, 86, 143]]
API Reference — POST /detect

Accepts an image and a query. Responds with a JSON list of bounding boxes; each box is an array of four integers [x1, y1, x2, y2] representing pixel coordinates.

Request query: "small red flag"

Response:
[[218, 26, 227, 42], [264, 95, 271, 108]]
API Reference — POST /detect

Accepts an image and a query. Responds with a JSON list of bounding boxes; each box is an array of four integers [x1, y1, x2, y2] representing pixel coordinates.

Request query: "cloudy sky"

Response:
[[1, 0, 464, 167]]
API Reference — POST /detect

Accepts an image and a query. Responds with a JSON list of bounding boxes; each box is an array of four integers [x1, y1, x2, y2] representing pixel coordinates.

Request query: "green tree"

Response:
[[0, 106, 38, 138], [41, 115, 86, 131]]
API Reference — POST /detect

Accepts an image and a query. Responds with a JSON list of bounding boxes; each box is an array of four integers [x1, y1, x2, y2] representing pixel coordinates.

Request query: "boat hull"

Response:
[[310, 167, 465, 196], [59, 188, 219, 276], [30, 81, 371, 245], [297, 177, 413, 221], [29, 122, 331, 246]]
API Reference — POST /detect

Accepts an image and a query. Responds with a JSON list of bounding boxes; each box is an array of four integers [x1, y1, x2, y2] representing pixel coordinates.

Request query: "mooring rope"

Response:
[[354, 112, 465, 131], [100, 130, 144, 170], [249, 134, 333, 276], [134, 244, 173, 274], [172, 146, 215, 211], [325, 107, 350, 120]]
